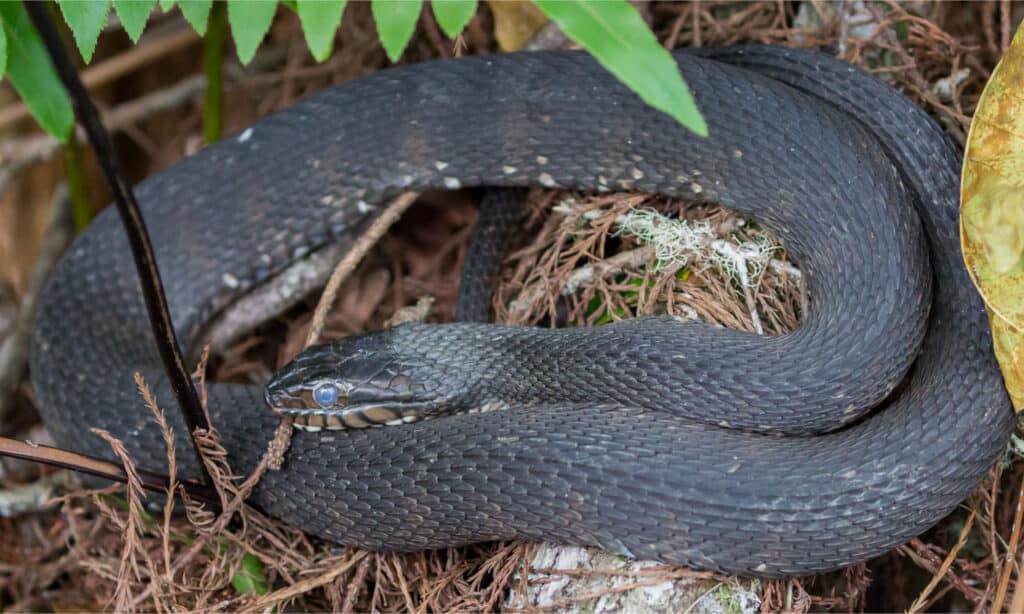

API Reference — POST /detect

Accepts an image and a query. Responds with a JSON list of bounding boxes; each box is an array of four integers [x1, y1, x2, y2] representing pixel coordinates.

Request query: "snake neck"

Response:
[[345, 319, 736, 420]]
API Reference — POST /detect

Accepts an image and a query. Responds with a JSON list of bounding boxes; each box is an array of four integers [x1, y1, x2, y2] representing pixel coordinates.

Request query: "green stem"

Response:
[[203, 1, 227, 144], [50, 1, 91, 230], [61, 136, 92, 231]]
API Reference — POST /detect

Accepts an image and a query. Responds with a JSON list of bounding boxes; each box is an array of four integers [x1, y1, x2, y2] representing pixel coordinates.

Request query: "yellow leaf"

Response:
[[988, 308, 1024, 408], [486, 0, 547, 52], [961, 22, 1024, 410]]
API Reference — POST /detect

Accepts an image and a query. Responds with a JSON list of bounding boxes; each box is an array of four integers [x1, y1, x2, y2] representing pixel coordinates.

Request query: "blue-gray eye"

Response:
[[313, 383, 339, 407]]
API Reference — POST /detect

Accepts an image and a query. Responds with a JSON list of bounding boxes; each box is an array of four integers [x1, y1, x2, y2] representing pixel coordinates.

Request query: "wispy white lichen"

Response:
[[614, 208, 778, 288]]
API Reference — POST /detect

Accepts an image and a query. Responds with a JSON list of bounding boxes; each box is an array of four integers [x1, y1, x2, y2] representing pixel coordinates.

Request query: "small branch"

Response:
[[0, 437, 218, 504], [203, 1, 227, 144], [24, 3, 211, 482]]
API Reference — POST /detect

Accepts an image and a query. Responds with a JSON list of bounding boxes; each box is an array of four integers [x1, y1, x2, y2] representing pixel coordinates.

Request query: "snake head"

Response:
[[265, 329, 453, 431]]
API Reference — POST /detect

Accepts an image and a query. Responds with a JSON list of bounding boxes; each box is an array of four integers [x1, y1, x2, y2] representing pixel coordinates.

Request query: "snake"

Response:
[[29, 46, 1015, 577]]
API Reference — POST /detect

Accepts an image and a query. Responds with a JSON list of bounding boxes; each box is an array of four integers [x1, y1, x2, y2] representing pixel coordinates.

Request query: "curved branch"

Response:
[[0, 437, 219, 504], [22, 2, 211, 482]]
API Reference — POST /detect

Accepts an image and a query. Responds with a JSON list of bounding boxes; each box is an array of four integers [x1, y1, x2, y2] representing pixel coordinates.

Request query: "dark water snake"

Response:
[[30, 46, 1014, 576]]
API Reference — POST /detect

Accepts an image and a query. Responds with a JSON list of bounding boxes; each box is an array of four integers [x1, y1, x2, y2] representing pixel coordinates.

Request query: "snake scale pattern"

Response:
[[30, 46, 1014, 576]]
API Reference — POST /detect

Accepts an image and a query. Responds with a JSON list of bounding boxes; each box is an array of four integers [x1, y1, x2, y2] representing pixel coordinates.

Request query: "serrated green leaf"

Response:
[[534, 0, 707, 137], [431, 0, 474, 38], [159, 0, 176, 11], [58, 0, 111, 63], [297, 0, 345, 62], [227, 0, 277, 65], [113, 0, 156, 42], [179, 0, 212, 35], [371, 0, 422, 62], [0, 21, 7, 79], [231, 553, 269, 595], [0, 3, 74, 140]]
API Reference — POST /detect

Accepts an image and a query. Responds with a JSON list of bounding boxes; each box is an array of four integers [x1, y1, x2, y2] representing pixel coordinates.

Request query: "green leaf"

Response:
[[0, 20, 7, 79], [533, 0, 707, 137], [297, 0, 346, 62], [113, 0, 156, 42], [57, 0, 111, 63], [159, 0, 176, 11], [179, 0, 212, 35], [371, 0, 422, 62], [431, 0, 474, 38], [231, 553, 269, 595], [227, 0, 277, 65], [0, 3, 74, 140]]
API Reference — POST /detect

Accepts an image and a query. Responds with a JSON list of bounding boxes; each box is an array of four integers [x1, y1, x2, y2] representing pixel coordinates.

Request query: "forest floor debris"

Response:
[[0, 1, 1021, 611]]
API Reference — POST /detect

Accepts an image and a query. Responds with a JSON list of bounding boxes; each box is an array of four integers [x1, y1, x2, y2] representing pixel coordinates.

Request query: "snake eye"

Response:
[[312, 383, 340, 407]]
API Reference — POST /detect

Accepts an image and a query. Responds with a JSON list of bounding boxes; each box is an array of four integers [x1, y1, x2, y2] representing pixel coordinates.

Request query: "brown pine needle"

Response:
[[993, 477, 1024, 614], [908, 509, 975, 613], [305, 192, 419, 348]]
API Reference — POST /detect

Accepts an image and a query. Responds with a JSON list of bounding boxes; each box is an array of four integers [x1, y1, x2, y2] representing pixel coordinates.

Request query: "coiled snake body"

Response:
[[30, 46, 1014, 576]]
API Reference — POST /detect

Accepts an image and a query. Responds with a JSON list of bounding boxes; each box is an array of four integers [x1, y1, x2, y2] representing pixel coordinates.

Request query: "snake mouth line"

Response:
[[272, 403, 433, 431], [271, 400, 510, 432]]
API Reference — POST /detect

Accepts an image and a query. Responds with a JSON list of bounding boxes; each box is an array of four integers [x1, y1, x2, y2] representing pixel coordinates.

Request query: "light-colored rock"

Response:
[[511, 545, 759, 614]]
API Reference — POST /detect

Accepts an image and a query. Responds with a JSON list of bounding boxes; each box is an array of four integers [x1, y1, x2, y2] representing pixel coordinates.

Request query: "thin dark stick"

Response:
[[23, 3, 212, 482], [0, 437, 220, 505]]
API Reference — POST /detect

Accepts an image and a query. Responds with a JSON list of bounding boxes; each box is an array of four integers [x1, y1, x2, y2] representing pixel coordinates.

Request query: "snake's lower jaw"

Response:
[[280, 401, 441, 432]]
